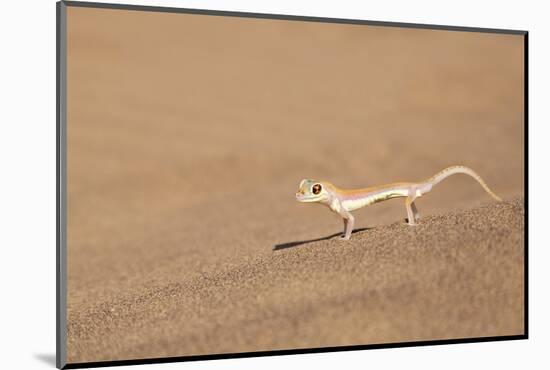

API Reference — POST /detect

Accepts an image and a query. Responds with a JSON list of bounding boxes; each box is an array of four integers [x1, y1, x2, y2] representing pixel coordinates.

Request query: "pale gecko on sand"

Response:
[[295, 165, 502, 240]]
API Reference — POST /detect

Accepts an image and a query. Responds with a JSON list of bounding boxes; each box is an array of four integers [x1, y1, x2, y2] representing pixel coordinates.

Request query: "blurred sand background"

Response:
[[65, 6, 525, 364]]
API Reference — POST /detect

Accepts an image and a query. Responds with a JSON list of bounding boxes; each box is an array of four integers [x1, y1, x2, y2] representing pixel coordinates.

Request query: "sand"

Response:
[[66, 199, 525, 363], [64, 6, 525, 364]]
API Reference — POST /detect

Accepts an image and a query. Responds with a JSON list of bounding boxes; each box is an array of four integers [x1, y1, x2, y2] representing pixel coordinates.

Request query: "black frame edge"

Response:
[[62, 0, 527, 35], [56, 1, 68, 369], [523, 32, 529, 338], [63, 335, 527, 369]]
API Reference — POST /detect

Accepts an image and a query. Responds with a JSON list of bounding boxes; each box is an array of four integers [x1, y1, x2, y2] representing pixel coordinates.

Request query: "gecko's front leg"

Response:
[[340, 212, 355, 240]]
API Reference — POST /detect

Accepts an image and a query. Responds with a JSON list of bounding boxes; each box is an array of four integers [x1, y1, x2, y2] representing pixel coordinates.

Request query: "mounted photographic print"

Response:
[[56, 1, 528, 368]]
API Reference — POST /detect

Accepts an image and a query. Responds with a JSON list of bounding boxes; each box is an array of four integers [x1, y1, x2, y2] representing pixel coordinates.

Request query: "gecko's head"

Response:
[[295, 179, 332, 203]]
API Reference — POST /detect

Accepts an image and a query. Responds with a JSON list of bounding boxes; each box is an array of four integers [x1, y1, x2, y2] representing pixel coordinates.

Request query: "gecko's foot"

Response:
[[339, 235, 351, 241], [405, 218, 418, 226]]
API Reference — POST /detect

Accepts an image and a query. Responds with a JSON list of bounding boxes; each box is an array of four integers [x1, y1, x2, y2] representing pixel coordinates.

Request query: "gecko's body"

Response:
[[295, 165, 502, 240]]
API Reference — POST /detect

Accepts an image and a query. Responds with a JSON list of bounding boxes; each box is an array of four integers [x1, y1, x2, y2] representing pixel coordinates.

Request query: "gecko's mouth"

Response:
[[295, 193, 320, 202]]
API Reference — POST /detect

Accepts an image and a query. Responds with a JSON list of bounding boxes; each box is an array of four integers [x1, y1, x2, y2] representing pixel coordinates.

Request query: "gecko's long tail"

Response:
[[425, 165, 502, 201]]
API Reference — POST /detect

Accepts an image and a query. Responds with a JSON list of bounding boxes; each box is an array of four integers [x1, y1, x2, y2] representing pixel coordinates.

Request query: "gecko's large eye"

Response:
[[312, 184, 322, 195]]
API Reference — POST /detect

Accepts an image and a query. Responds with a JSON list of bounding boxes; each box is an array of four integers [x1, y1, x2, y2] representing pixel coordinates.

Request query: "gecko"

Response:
[[295, 165, 502, 240]]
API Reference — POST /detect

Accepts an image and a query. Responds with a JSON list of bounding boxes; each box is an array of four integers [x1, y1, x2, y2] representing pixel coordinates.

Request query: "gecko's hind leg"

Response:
[[405, 197, 418, 226]]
